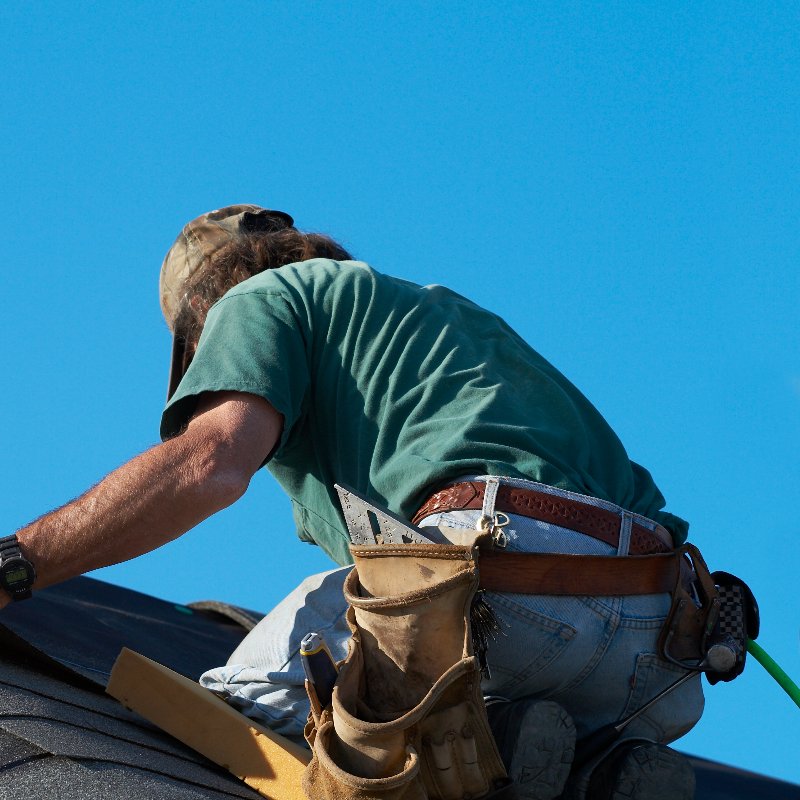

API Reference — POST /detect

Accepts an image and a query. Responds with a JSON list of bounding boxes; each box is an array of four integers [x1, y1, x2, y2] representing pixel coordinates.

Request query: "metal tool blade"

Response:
[[334, 484, 444, 545]]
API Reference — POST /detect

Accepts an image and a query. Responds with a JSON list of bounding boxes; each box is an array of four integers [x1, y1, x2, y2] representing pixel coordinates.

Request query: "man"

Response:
[[1, 205, 702, 800]]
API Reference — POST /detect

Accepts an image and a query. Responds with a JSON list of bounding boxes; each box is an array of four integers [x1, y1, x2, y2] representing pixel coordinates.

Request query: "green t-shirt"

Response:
[[161, 260, 688, 565]]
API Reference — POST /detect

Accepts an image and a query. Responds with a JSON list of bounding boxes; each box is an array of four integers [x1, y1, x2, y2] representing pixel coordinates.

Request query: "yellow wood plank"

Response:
[[107, 647, 309, 800]]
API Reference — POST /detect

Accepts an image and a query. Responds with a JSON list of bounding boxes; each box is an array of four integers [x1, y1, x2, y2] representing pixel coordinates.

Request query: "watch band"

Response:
[[0, 534, 22, 557]]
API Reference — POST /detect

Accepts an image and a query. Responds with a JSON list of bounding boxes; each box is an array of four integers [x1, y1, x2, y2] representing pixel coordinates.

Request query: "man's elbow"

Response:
[[179, 391, 280, 512], [206, 461, 252, 509], [188, 434, 257, 511]]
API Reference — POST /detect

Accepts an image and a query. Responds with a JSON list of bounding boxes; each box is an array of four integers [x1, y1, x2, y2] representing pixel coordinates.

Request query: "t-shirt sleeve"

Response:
[[159, 288, 310, 455]]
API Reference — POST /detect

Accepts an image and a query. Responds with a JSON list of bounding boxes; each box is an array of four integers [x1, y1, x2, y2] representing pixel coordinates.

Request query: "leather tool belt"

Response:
[[414, 479, 759, 682], [478, 549, 680, 596], [323, 481, 757, 800], [414, 479, 677, 597]]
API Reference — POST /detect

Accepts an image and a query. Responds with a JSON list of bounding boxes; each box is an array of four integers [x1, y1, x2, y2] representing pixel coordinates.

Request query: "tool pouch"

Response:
[[302, 544, 509, 800], [658, 545, 760, 684], [658, 544, 721, 668], [705, 571, 760, 685]]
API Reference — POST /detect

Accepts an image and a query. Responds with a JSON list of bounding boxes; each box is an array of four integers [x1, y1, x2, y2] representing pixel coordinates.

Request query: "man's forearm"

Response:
[[14, 429, 244, 594], [6, 392, 280, 606]]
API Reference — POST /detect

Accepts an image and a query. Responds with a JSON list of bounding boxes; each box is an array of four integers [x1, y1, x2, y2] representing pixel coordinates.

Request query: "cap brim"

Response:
[[167, 334, 188, 401]]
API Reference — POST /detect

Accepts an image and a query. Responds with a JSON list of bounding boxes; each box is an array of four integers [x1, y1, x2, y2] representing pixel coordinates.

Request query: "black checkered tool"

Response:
[[705, 571, 760, 685]]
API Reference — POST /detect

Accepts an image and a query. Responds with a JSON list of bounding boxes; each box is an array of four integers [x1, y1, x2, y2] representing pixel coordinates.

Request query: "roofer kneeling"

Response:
[[2, 205, 759, 800]]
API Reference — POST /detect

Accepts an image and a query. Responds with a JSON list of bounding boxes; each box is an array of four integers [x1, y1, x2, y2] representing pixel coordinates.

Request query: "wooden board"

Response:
[[107, 647, 309, 800]]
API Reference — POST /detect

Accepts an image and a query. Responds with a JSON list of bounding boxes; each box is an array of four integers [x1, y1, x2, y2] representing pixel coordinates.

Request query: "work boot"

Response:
[[486, 698, 576, 800], [585, 741, 695, 800]]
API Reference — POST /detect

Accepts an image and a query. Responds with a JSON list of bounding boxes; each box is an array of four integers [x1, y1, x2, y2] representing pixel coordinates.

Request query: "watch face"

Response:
[[0, 557, 35, 593]]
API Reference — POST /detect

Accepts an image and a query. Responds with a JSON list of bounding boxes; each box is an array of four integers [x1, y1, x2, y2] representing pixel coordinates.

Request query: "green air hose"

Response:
[[747, 639, 800, 710]]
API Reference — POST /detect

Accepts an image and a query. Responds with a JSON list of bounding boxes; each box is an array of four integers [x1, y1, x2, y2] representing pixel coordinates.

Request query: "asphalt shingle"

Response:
[[0, 577, 264, 800]]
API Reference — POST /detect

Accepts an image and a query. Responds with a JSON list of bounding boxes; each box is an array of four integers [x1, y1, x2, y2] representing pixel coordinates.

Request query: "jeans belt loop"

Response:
[[477, 477, 510, 548], [618, 511, 633, 557], [479, 477, 500, 525]]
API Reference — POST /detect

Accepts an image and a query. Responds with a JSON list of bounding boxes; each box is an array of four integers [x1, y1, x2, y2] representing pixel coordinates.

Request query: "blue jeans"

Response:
[[200, 476, 703, 746]]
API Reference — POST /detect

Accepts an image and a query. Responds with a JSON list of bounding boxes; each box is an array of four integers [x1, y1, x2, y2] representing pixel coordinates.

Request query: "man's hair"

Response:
[[173, 228, 353, 357]]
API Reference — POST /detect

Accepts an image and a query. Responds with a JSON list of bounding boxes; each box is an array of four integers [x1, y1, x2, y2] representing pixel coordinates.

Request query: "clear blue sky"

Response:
[[2, 1, 798, 785]]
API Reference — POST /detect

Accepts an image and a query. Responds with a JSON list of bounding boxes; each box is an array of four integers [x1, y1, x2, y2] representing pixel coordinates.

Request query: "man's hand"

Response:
[[6, 391, 282, 600]]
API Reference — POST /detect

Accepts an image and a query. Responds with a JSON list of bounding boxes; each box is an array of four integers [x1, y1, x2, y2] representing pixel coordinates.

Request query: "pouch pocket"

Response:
[[303, 719, 427, 800], [419, 702, 498, 800]]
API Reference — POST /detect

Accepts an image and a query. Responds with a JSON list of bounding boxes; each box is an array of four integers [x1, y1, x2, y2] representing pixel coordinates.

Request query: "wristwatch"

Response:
[[0, 534, 36, 601]]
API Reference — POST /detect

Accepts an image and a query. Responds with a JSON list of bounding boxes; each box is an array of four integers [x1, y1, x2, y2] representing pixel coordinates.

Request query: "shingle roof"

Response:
[[0, 576, 798, 800], [0, 576, 265, 799]]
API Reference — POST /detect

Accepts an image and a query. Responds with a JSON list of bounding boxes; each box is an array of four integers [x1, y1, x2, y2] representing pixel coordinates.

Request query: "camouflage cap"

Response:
[[159, 204, 294, 331]]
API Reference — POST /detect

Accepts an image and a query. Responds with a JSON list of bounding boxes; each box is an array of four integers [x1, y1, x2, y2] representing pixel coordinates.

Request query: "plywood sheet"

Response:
[[107, 647, 309, 800]]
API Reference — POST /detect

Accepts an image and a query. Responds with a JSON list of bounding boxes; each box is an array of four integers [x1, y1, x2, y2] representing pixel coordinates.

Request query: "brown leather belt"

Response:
[[477, 550, 680, 595], [413, 481, 673, 556]]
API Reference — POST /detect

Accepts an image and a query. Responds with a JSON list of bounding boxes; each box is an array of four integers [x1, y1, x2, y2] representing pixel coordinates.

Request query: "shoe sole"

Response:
[[606, 744, 695, 800], [506, 700, 576, 800]]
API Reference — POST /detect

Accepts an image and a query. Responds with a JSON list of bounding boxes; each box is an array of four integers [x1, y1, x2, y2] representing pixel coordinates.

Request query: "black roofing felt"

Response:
[[0, 577, 258, 688], [0, 576, 798, 800]]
